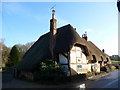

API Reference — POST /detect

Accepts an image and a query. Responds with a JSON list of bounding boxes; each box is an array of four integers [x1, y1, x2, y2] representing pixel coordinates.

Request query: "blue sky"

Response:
[[1, 2, 118, 56]]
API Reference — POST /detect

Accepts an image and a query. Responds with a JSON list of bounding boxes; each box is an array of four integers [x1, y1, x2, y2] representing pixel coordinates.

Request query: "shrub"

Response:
[[115, 65, 120, 69], [34, 59, 65, 81], [111, 66, 116, 71], [112, 64, 120, 69]]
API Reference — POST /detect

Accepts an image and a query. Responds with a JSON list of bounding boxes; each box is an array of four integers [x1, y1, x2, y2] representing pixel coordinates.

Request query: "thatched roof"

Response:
[[54, 24, 87, 53], [17, 33, 51, 71], [86, 41, 107, 61], [17, 24, 110, 71]]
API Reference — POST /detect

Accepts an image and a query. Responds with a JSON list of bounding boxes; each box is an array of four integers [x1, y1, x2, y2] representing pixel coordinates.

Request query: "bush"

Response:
[[112, 64, 120, 69], [34, 59, 65, 81], [111, 66, 116, 71], [115, 65, 120, 69], [86, 72, 95, 77], [100, 66, 110, 73]]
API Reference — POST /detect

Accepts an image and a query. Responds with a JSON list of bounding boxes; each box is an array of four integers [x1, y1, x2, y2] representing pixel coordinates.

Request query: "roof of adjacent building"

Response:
[[17, 24, 110, 71]]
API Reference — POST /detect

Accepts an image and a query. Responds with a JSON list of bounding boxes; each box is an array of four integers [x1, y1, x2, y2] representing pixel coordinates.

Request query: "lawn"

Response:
[[112, 60, 120, 63]]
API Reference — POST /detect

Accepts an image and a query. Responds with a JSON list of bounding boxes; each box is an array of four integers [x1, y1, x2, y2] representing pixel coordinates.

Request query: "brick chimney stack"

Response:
[[82, 32, 88, 41], [49, 10, 57, 59]]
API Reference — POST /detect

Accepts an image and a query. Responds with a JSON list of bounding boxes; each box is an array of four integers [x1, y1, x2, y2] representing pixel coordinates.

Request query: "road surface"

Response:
[[2, 70, 120, 89], [76, 70, 120, 88]]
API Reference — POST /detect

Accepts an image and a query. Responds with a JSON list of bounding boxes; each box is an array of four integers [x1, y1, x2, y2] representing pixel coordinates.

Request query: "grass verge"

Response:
[[112, 60, 120, 63]]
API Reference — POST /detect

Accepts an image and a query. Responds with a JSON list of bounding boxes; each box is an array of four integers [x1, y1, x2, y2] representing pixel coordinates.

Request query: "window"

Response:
[[104, 57, 109, 63], [77, 65, 82, 73], [106, 58, 109, 62], [101, 56, 103, 61], [92, 55, 97, 63]]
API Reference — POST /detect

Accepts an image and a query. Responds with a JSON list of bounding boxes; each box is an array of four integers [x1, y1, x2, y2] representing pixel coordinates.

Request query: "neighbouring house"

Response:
[[16, 10, 111, 79], [110, 55, 120, 61]]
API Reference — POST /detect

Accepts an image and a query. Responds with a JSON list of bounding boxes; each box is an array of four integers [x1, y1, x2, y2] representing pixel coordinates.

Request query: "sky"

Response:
[[1, 2, 118, 56]]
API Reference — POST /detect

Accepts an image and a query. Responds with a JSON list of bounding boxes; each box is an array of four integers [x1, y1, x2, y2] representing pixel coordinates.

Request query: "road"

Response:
[[2, 70, 120, 89], [75, 70, 120, 88]]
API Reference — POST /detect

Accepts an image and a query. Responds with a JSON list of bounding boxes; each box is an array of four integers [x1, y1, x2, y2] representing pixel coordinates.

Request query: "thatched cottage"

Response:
[[17, 10, 111, 78]]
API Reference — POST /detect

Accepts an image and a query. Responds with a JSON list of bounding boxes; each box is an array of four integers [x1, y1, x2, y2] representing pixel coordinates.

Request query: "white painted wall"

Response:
[[70, 51, 76, 63], [70, 64, 77, 75], [70, 46, 89, 74], [91, 61, 100, 73], [87, 64, 92, 72], [59, 45, 101, 75], [70, 46, 87, 64]]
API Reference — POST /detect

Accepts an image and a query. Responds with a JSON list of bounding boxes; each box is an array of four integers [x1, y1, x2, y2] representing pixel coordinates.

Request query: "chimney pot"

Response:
[[82, 32, 88, 41], [102, 49, 105, 53]]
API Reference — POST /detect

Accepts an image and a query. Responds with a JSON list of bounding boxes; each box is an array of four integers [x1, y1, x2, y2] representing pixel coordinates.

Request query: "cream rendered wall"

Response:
[[70, 46, 76, 63], [70, 64, 77, 75], [78, 64, 88, 74], [79, 53, 87, 63], [96, 63, 100, 72], [87, 64, 92, 72], [70, 46, 89, 74], [59, 46, 101, 75], [107, 57, 112, 64], [70, 46, 87, 64], [94, 62, 100, 72], [91, 62, 100, 73]]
